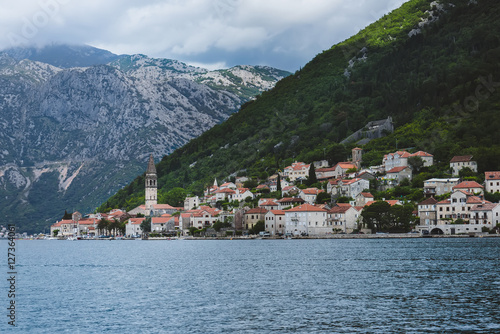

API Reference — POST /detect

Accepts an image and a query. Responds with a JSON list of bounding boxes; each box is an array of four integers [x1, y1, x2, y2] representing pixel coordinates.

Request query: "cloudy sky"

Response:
[[1, 0, 408, 71]]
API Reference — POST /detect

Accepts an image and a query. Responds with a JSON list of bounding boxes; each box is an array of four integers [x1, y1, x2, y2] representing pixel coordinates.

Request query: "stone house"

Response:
[[484, 172, 500, 194], [299, 188, 324, 204], [282, 161, 310, 182], [328, 204, 361, 233], [264, 210, 286, 236], [355, 192, 374, 206], [469, 203, 500, 225], [243, 207, 268, 231], [385, 166, 412, 183], [332, 178, 370, 199], [450, 155, 477, 176], [284, 204, 328, 236], [417, 197, 438, 227], [423, 178, 460, 197], [126, 218, 145, 236]]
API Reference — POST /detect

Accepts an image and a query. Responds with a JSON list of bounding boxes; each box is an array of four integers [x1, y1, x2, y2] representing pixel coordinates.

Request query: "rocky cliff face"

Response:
[[0, 50, 289, 233]]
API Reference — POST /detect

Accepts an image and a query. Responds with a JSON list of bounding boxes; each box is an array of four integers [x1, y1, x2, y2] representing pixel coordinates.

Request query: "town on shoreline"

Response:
[[40, 145, 500, 241]]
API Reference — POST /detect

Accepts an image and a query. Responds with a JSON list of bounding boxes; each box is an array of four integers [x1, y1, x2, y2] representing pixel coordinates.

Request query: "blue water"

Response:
[[1, 238, 500, 333]]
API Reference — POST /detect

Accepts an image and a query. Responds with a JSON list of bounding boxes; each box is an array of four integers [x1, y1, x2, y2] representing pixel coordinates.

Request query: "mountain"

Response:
[[101, 0, 500, 212], [2, 44, 124, 68], [0, 49, 290, 233]]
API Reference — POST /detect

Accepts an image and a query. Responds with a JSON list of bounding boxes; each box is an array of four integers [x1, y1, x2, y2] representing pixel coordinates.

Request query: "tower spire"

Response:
[[147, 154, 156, 174]]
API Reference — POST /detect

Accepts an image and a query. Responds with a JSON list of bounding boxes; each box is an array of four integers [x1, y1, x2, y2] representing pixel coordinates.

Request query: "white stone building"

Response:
[[327, 204, 361, 233], [485, 172, 500, 194], [284, 204, 328, 236], [450, 155, 477, 176], [264, 210, 286, 236], [423, 178, 460, 197]]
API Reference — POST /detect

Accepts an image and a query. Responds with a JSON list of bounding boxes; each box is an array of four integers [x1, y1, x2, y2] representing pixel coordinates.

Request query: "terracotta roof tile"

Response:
[[450, 155, 474, 163]]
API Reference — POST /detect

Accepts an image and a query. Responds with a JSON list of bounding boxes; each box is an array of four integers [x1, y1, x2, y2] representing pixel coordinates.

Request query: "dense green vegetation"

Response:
[[100, 0, 500, 212]]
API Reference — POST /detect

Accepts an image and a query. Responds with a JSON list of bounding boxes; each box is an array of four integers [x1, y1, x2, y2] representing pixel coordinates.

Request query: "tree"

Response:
[[212, 220, 232, 231], [160, 187, 187, 207], [244, 179, 258, 189], [307, 163, 317, 186], [98, 218, 109, 236], [459, 167, 477, 178], [140, 217, 151, 233], [277, 173, 282, 194], [408, 156, 424, 173], [53, 229, 59, 237], [361, 201, 414, 233], [62, 210, 72, 220], [316, 192, 331, 204], [188, 226, 198, 236], [250, 220, 265, 235], [361, 201, 393, 232]]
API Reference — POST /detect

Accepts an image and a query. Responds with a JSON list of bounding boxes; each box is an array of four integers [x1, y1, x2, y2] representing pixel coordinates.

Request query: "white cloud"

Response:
[[0, 0, 409, 71]]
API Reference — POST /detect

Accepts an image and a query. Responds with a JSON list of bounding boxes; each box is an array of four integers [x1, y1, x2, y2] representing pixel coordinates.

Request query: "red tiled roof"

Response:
[[277, 197, 305, 203], [245, 207, 269, 215], [316, 167, 336, 172], [301, 188, 324, 195], [418, 197, 438, 205], [466, 196, 490, 204], [360, 192, 374, 198], [78, 219, 97, 225], [269, 210, 286, 215], [450, 155, 474, 163], [410, 151, 433, 157], [340, 178, 364, 185], [152, 217, 174, 224], [129, 218, 145, 225], [485, 171, 500, 180], [453, 181, 483, 189], [328, 204, 352, 214], [215, 188, 236, 194], [470, 203, 498, 211], [386, 166, 410, 173], [334, 162, 357, 170], [153, 204, 177, 210], [260, 200, 278, 206], [287, 204, 327, 212], [365, 200, 400, 206]]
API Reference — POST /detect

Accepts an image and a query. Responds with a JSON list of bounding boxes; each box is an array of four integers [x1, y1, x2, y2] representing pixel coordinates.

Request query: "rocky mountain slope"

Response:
[[0, 47, 290, 233]]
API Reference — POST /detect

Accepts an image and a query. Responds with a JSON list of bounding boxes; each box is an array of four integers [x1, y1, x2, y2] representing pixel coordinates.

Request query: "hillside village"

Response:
[[50, 147, 500, 239]]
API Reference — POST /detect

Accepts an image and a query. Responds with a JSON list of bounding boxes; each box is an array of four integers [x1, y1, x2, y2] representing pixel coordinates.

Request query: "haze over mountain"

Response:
[[0, 45, 290, 233], [101, 0, 500, 213]]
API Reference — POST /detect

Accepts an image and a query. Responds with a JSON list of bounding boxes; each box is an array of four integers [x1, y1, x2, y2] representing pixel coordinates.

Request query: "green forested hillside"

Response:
[[100, 0, 500, 211]]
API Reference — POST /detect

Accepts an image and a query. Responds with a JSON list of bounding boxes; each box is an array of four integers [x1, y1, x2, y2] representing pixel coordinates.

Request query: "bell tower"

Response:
[[145, 154, 157, 210], [352, 147, 363, 170]]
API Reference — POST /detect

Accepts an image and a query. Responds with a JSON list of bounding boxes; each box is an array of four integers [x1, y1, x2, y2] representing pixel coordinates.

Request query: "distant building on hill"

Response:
[[450, 155, 477, 176]]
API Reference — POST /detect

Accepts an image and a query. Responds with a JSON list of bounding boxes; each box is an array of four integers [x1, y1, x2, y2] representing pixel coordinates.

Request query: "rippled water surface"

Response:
[[1, 238, 500, 333]]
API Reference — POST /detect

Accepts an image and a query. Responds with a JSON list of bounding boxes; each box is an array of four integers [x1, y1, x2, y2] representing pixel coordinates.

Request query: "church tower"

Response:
[[145, 154, 157, 210], [352, 147, 363, 170]]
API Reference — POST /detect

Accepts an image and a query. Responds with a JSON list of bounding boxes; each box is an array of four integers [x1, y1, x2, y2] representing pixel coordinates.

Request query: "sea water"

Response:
[[1, 238, 499, 333]]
